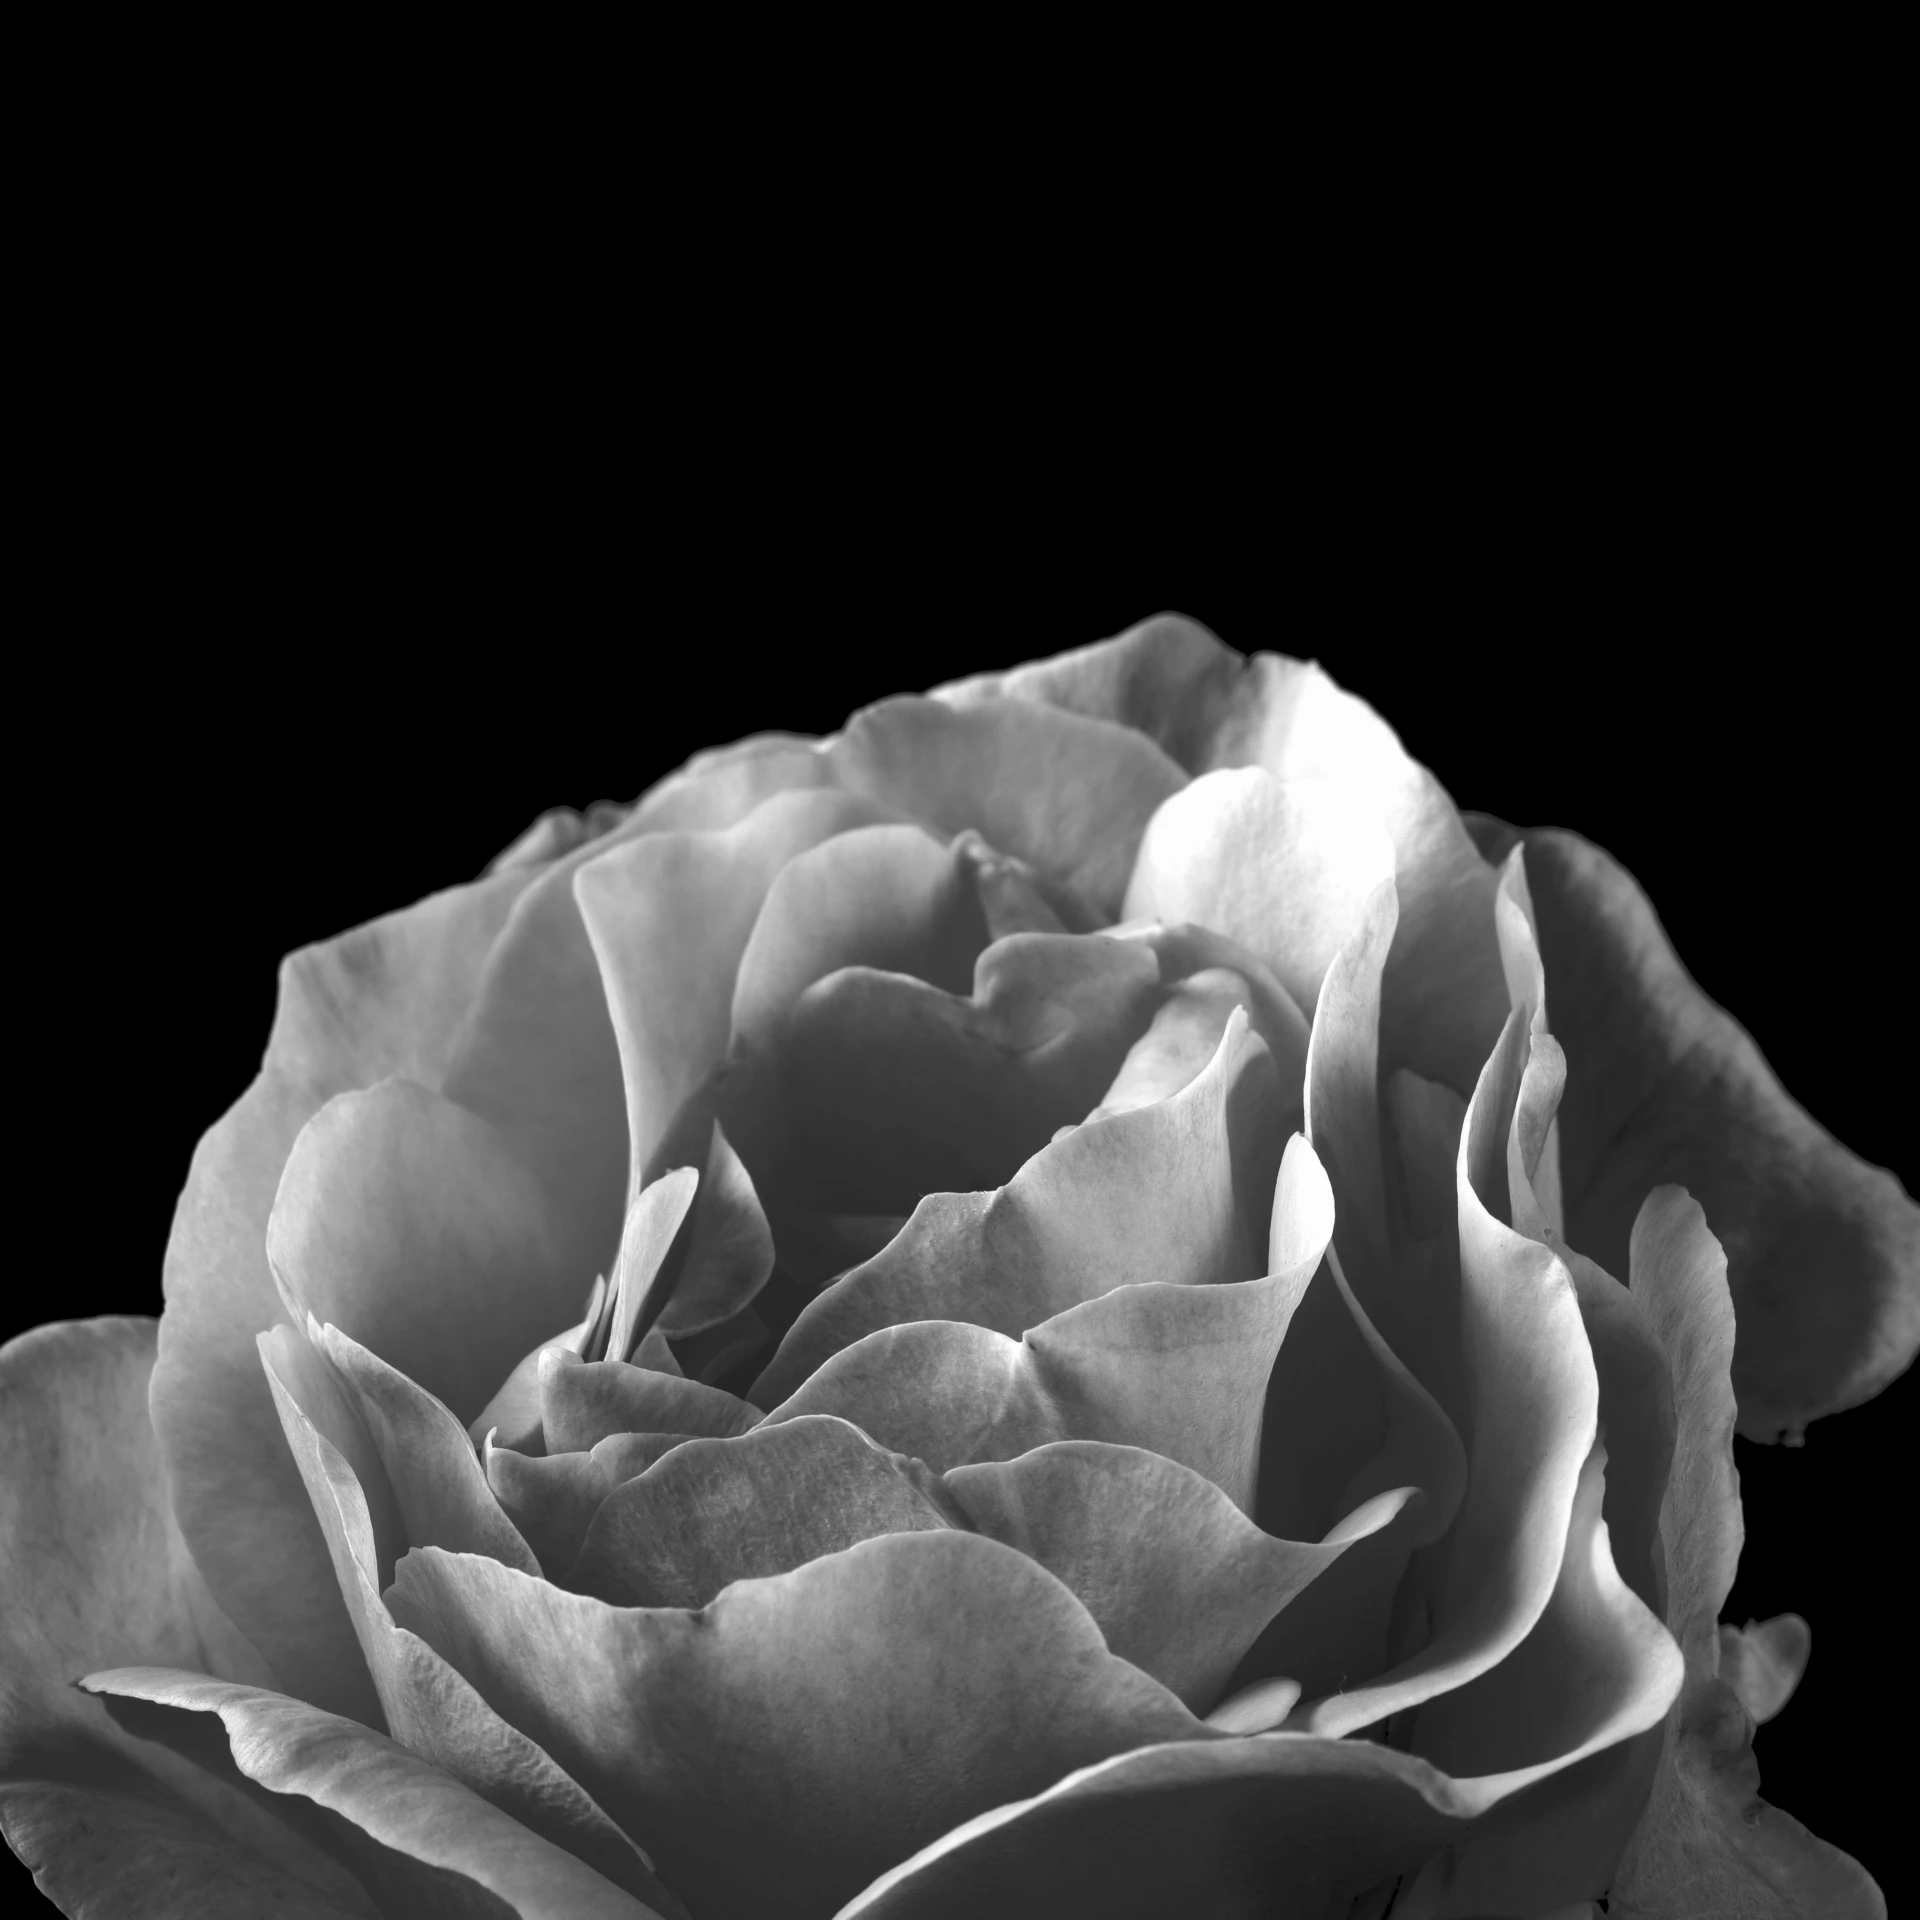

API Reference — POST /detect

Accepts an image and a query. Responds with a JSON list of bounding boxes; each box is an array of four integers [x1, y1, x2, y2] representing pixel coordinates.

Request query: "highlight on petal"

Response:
[[153, 864, 534, 1717], [1278, 1017, 1600, 1740], [259, 1326, 674, 1907], [576, 786, 894, 1181], [1122, 766, 1396, 1022], [829, 694, 1188, 919], [750, 1005, 1281, 1407], [81, 1669, 660, 1919], [387, 1532, 1202, 1920], [834, 1734, 1481, 1920], [763, 928, 1164, 1215], [568, 1416, 959, 1607], [268, 1076, 584, 1427], [604, 1166, 701, 1365], [310, 1320, 538, 1576], [1468, 816, 1920, 1441], [1718, 1614, 1810, 1727], [945, 1442, 1410, 1712]]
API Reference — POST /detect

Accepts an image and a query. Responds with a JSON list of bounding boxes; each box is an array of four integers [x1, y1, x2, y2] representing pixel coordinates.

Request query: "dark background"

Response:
[[8, 461, 1911, 1911]]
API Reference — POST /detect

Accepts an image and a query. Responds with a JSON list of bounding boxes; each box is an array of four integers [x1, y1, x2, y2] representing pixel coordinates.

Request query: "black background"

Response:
[[7, 461, 1911, 1912]]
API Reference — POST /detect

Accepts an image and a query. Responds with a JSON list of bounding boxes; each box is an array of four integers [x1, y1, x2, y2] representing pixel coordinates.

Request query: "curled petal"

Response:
[[569, 1416, 959, 1606], [153, 866, 533, 1717], [1123, 766, 1397, 1022], [1718, 1614, 1810, 1727], [946, 1442, 1410, 1712], [81, 1668, 660, 1919], [767, 930, 1164, 1214], [657, 1123, 776, 1338], [539, 1348, 756, 1455], [752, 1007, 1280, 1406], [310, 1319, 538, 1576], [258, 1327, 674, 1908], [576, 787, 896, 1181], [605, 1166, 701, 1365], [387, 1532, 1202, 1920], [829, 694, 1187, 918], [268, 1077, 582, 1426], [1470, 818, 1920, 1440]]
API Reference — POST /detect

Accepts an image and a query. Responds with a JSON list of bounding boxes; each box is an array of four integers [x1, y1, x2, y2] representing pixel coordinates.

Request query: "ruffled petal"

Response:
[[1279, 1005, 1600, 1739], [152, 868, 533, 1718], [310, 1321, 538, 1576], [258, 1329, 674, 1909], [764, 930, 1163, 1214], [568, 1416, 958, 1606], [485, 1434, 667, 1577], [575, 787, 892, 1180], [1469, 817, 1920, 1441], [268, 1077, 584, 1426], [750, 1006, 1280, 1406], [387, 1532, 1203, 1920], [1123, 767, 1397, 1022], [81, 1669, 661, 1919], [829, 695, 1187, 918], [947, 1443, 1409, 1713]]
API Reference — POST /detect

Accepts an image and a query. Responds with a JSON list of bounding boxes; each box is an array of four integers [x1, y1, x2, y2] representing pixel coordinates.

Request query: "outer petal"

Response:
[[2, 1317, 375, 1911], [1468, 817, 1920, 1440], [82, 1670, 659, 1919], [1122, 766, 1397, 1022], [575, 787, 893, 1182], [387, 1532, 1204, 1920], [750, 1006, 1280, 1405], [828, 694, 1187, 918], [258, 1329, 678, 1911], [153, 867, 533, 1718], [623, 733, 835, 836], [1611, 1190, 1884, 1915]]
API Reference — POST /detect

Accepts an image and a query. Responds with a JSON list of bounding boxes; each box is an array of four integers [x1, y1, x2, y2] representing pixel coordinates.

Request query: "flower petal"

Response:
[[567, 1415, 959, 1606], [1718, 1614, 1810, 1727], [1469, 818, 1920, 1440], [152, 868, 533, 1718], [310, 1321, 538, 1576], [624, 733, 835, 836], [484, 1434, 666, 1577], [575, 787, 892, 1181], [947, 1443, 1411, 1713], [538, 1348, 756, 1455], [761, 929, 1164, 1215], [1123, 767, 1397, 1022], [1401, 1444, 1685, 1915], [258, 1328, 675, 1909], [829, 694, 1187, 919], [655, 1124, 775, 1339], [928, 611, 1245, 767], [0, 1778, 374, 1918], [387, 1532, 1203, 1920], [81, 1669, 661, 1919], [750, 1006, 1280, 1406], [0, 1316, 373, 1910], [1283, 1005, 1600, 1738], [604, 1167, 701, 1366], [268, 1077, 583, 1426], [832, 1735, 1483, 1920]]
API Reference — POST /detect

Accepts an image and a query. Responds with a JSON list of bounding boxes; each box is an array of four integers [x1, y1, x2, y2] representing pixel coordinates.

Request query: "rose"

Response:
[[1, 617, 1907, 1918]]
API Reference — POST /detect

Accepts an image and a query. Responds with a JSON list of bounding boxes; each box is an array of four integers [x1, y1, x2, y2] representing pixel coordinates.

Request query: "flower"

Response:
[[2, 615, 1909, 1917]]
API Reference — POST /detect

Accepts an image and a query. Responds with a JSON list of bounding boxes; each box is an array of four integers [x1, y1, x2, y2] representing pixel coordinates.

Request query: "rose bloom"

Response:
[[1, 617, 1909, 1919]]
